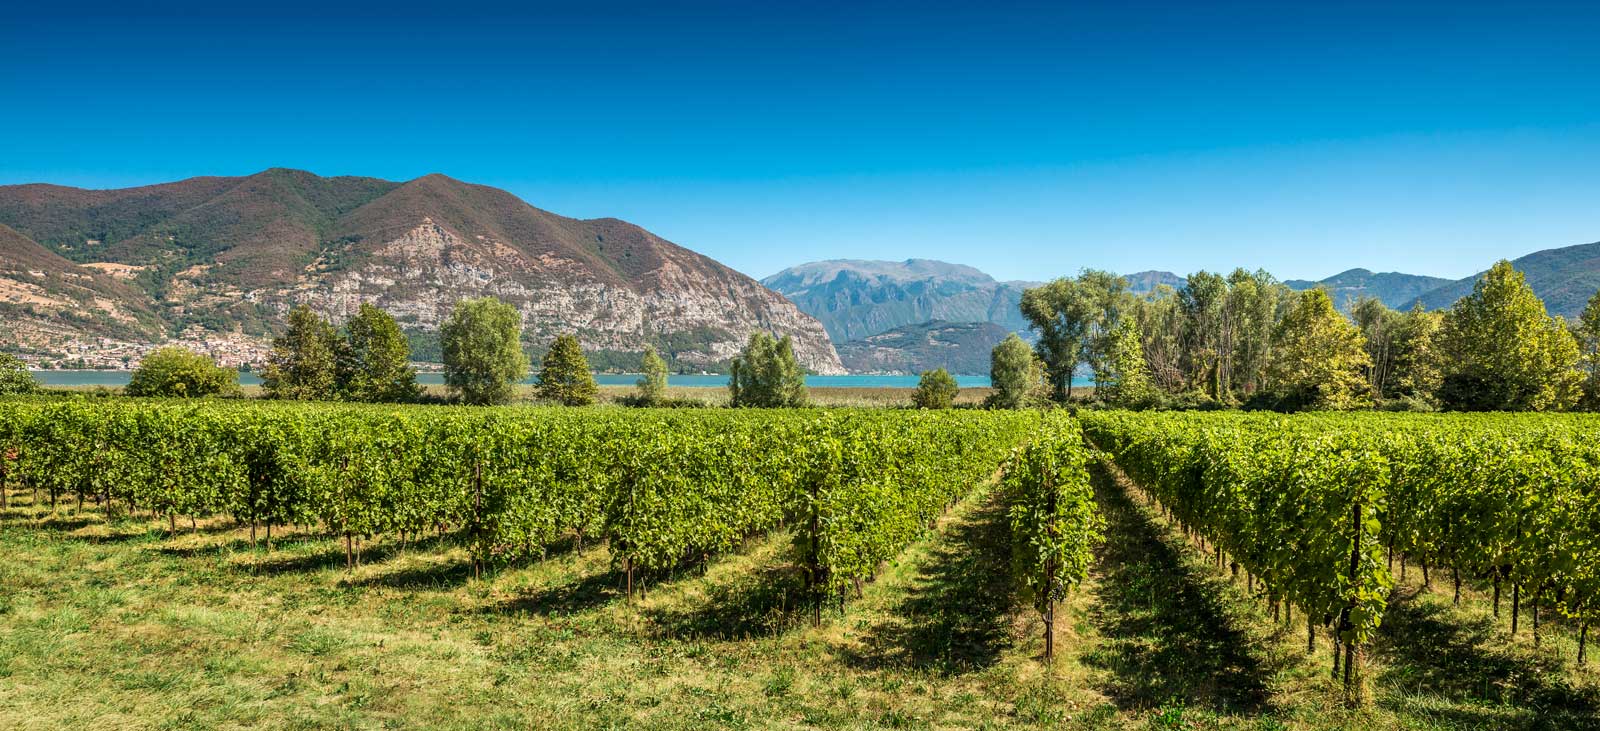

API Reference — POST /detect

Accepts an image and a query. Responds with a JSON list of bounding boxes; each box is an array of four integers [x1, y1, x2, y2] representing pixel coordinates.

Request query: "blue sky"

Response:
[[4, 1, 1598, 282]]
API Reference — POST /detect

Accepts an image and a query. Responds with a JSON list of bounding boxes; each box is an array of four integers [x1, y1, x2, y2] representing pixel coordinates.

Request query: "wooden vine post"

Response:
[[623, 462, 635, 602], [344, 454, 356, 569], [806, 464, 822, 627], [1043, 466, 1057, 663], [472, 460, 483, 581], [1343, 499, 1361, 696]]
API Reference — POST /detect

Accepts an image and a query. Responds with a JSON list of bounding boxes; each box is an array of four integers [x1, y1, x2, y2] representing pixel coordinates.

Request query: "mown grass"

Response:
[[1, 469, 1595, 730]]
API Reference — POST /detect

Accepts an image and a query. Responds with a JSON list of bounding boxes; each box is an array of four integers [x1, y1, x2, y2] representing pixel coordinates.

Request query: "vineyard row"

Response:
[[0, 400, 1070, 610]]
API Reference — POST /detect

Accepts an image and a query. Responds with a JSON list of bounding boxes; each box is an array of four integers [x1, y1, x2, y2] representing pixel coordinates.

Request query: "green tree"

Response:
[[1098, 319, 1155, 407], [728, 332, 807, 407], [1264, 289, 1371, 410], [263, 304, 339, 400], [441, 297, 529, 406], [1438, 261, 1582, 411], [1179, 271, 1230, 400], [126, 347, 239, 398], [0, 353, 39, 395], [635, 345, 668, 406], [338, 303, 420, 403], [1021, 271, 1130, 400], [1225, 269, 1287, 398], [536, 334, 599, 406], [1076, 270, 1135, 390], [911, 368, 959, 409], [1132, 285, 1185, 393], [1575, 289, 1600, 409], [987, 333, 1043, 409], [1351, 296, 1402, 397], [1389, 304, 1444, 403]]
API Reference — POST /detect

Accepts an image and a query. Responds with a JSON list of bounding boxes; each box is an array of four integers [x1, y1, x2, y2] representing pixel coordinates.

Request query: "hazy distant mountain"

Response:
[[0, 169, 843, 373], [1285, 268, 1453, 310], [761, 259, 1034, 342], [835, 320, 1013, 375], [1124, 270, 1186, 295], [1416, 240, 1600, 319]]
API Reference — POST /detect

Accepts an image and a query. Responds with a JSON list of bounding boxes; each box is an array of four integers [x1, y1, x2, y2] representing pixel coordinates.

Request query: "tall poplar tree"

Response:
[[338, 303, 420, 403], [1020, 270, 1130, 401], [1099, 319, 1155, 407], [635, 345, 668, 406], [263, 305, 339, 400]]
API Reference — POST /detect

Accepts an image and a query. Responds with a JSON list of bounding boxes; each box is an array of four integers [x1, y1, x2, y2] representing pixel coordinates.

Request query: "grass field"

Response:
[[1, 460, 1595, 730]]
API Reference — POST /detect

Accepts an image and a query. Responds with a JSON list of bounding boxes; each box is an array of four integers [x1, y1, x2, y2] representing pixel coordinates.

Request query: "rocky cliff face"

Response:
[[293, 218, 841, 371], [0, 170, 843, 373]]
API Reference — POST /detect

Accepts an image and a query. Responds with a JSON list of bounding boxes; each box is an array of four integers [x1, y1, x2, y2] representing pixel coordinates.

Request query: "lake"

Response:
[[32, 370, 1015, 389]]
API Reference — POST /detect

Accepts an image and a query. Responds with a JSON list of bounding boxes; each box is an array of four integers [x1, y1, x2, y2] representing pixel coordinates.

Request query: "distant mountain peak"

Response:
[[1284, 268, 1451, 310], [764, 258, 997, 291], [1123, 270, 1185, 295], [763, 258, 1028, 343]]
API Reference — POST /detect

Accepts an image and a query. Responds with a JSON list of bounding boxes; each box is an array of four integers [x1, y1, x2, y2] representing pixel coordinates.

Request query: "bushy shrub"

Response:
[[126, 348, 239, 398], [536, 334, 598, 406], [0, 354, 38, 395], [728, 332, 806, 408], [911, 368, 959, 409]]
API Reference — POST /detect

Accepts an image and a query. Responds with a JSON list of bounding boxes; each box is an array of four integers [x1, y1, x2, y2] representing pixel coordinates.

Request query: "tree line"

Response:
[[997, 259, 1598, 411], [72, 296, 821, 408]]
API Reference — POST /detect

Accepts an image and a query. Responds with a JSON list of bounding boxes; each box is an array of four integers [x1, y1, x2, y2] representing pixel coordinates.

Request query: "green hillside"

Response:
[[1417, 241, 1600, 318]]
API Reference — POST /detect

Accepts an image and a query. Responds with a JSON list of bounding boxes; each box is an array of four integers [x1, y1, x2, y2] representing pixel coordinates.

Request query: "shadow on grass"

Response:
[[486, 566, 626, 616], [345, 555, 476, 590], [1083, 462, 1277, 714], [641, 560, 810, 641], [242, 546, 351, 574], [841, 493, 1017, 676], [1374, 588, 1600, 730], [72, 528, 159, 544], [159, 530, 463, 566], [486, 541, 750, 619], [28, 514, 101, 531]]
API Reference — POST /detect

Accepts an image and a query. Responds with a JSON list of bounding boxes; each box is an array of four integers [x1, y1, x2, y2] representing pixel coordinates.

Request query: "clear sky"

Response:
[[4, 1, 1598, 282]]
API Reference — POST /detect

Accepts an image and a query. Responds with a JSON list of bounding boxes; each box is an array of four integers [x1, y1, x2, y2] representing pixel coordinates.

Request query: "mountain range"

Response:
[[4, 168, 1595, 378], [760, 259, 1036, 344], [1416, 241, 1600, 318], [1284, 269, 1453, 311], [768, 243, 1600, 374], [0, 169, 844, 373]]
